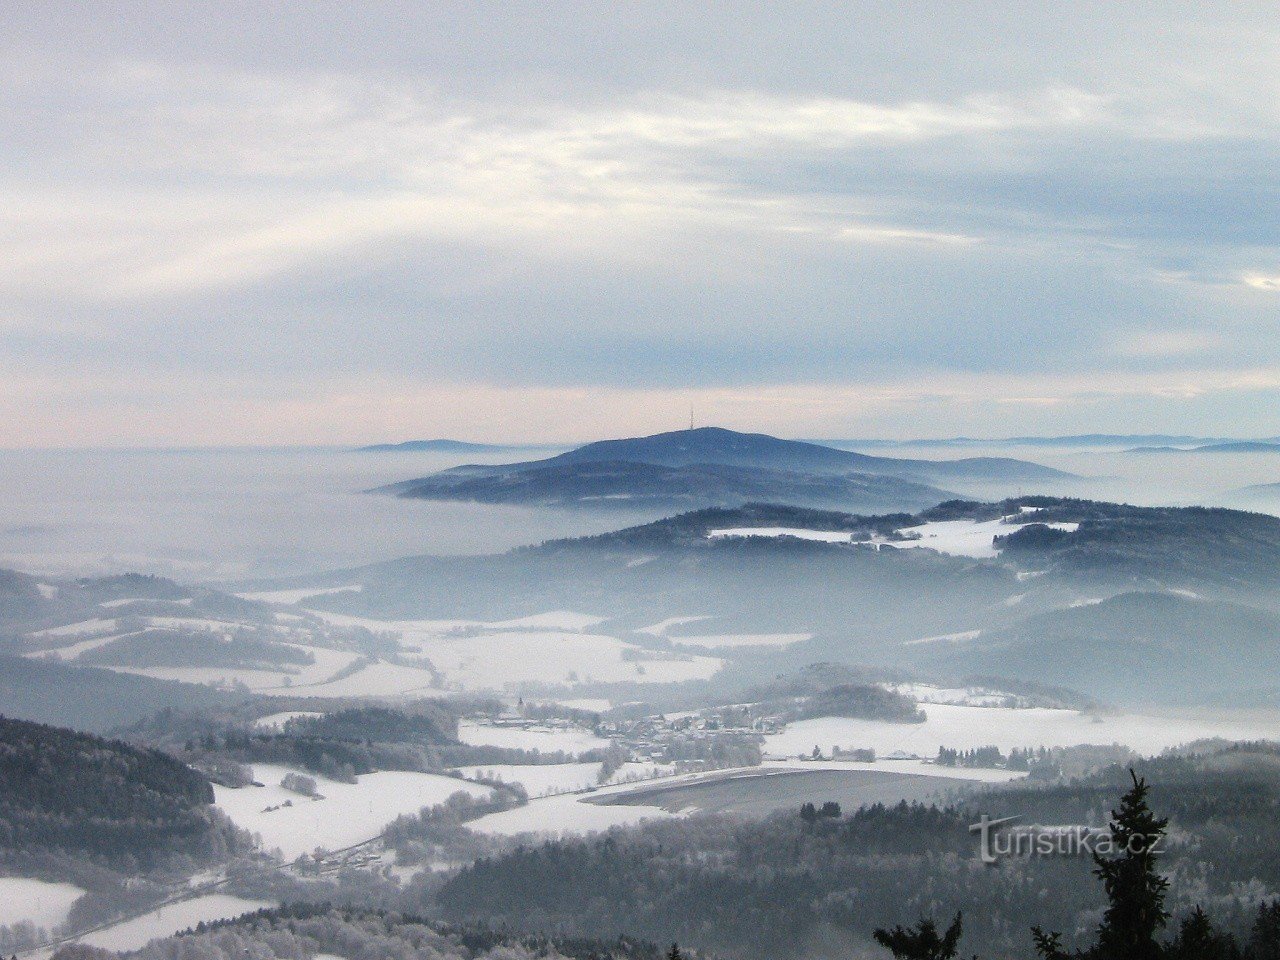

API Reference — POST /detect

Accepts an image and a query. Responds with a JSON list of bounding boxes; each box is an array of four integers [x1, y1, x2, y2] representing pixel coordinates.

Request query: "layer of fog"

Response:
[[3, 440, 1278, 583]]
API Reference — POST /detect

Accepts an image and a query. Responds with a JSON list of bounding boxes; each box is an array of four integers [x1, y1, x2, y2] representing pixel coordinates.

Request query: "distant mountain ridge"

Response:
[[380, 457, 955, 513], [356, 439, 541, 453], [378, 427, 1073, 512]]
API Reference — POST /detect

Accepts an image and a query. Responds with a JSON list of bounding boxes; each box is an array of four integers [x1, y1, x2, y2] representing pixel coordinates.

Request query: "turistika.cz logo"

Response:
[[969, 814, 1164, 864]]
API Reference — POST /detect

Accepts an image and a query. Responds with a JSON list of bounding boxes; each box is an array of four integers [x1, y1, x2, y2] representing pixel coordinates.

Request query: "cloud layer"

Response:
[[4, 2, 1280, 444]]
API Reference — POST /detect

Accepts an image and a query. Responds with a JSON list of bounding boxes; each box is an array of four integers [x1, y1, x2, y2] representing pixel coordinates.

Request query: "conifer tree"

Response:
[[873, 913, 964, 960]]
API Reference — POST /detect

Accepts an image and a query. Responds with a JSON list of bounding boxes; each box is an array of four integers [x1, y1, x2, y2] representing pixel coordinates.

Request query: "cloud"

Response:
[[4, 5, 1280, 442]]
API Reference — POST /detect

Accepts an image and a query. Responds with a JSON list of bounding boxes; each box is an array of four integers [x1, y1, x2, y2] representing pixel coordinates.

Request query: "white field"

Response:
[[902, 629, 982, 647], [100, 597, 193, 608], [891, 518, 1080, 559], [0, 877, 85, 930], [30, 618, 117, 638], [765, 704, 1280, 759], [487, 611, 606, 631], [466, 784, 673, 838], [707, 516, 1079, 560], [637, 616, 710, 636], [420, 630, 722, 688], [306, 610, 722, 692], [24, 631, 134, 661], [667, 632, 811, 649], [457, 721, 612, 754], [110, 643, 362, 692], [251, 710, 324, 730], [76, 896, 272, 953], [457, 762, 605, 796], [458, 761, 671, 797], [214, 764, 492, 860], [886, 682, 1018, 707], [236, 585, 363, 604], [276, 660, 447, 699]]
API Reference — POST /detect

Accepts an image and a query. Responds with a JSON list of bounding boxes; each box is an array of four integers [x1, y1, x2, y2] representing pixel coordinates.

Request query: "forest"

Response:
[[434, 747, 1280, 958], [0, 716, 234, 864]]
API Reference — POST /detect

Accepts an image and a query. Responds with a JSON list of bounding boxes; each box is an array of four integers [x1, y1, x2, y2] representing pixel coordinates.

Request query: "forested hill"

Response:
[[0, 716, 230, 864], [435, 747, 1280, 959], [54, 904, 668, 960]]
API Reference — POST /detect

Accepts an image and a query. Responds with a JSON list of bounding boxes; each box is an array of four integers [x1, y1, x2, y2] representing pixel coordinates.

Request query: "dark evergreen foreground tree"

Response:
[[875, 769, 1276, 959], [873, 914, 964, 960]]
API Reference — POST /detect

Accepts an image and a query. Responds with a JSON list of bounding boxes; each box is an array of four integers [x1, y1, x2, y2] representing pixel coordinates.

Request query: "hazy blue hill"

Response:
[[0, 654, 241, 733], [385, 458, 954, 513], [355, 438, 524, 453], [376, 427, 1072, 510], [926, 591, 1280, 704], [484, 426, 1073, 481], [1129, 440, 1280, 453]]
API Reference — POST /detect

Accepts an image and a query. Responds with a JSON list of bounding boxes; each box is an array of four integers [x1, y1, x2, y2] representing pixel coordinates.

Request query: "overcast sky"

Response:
[[4, 1, 1280, 446]]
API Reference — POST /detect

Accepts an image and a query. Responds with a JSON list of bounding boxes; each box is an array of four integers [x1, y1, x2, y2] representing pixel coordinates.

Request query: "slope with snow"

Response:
[[0, 877, 85, 931], [213, 764, 492, 860]]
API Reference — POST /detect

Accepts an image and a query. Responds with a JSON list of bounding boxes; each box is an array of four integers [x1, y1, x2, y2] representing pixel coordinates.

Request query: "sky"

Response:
[[4, 1, 1280, 446]]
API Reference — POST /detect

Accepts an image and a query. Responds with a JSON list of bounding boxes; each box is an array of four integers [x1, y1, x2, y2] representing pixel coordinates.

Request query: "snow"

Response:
[[251, 711, 324, 730], [306, 611, 722, 691], [706, 517, 1080, 559], [764, 704, 1280, 759], [487, 611, 606, 631], [100, 596, 192, 608], [76, 895, 272, 953], [0, 877, 84, 930], [889, 518, 1080, 559], [667, 632, 810, 648], [110, 643, 363, 692], [214, 764, 492, 860], [902, 629, 981, 647], [466, 786, 673, 837], [457, 721, 612, 754], [24, 632, 132, 661], [709, 527, 856, 543], [886, 682, 1018, 707], [636, 616, 710, 636], [30, 618, 116, 638], [236, 585, 363, 604], [276, 660, 447, 699], [456, 762, 606, 796], [35, 583, 57, 599]]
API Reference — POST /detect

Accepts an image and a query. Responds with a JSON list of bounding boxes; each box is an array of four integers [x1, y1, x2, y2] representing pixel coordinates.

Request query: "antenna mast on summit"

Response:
[[689, 405, 695, 431]]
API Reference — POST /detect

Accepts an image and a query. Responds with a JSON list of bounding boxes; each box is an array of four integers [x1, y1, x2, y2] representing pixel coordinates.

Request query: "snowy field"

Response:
[[457, 721, 612, 754], [667, 632, 810, 648], [236, 585, 362, 604], [0, 877, 84, 930], [276, 660, 446, 699], [466, 782, 674, 837], [108, 643, 363, 692], [306, 609, 721, 692], [213, 764, 492, 860], [765, 704, 1280, 759], [75, 896, 272, 953], [457, 761, 672, 797], [707, 516, 1080, 560], [892, 518, 1079, 559]]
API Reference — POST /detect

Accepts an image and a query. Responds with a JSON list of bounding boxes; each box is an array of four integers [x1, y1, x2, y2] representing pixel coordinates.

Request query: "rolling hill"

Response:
[[380, 427, 1071, 510], [923, 591, 1280, 704]]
